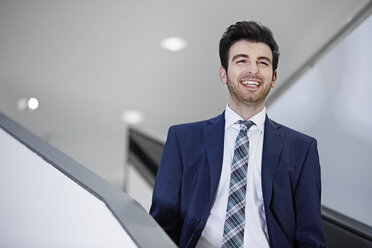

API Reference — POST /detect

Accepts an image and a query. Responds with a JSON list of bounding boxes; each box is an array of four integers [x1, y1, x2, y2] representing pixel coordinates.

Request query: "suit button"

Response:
[[197, 219, 201, 224]]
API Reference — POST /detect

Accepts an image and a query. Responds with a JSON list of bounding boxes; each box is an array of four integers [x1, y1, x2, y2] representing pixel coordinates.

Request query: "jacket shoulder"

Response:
[[269, 118, 316, 144], [170, 113, 224, 134]]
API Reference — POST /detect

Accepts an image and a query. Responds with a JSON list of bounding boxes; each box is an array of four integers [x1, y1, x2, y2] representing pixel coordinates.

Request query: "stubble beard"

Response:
[[226, 77, 272, 109]]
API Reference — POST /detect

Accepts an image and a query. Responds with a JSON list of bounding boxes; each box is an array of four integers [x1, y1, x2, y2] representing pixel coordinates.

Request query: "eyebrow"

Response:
[[231, 54, 272, 64]]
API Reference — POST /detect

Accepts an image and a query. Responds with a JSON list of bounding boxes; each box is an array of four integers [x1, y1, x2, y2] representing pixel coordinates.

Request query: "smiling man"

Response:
[[150, 21, 325, 248]]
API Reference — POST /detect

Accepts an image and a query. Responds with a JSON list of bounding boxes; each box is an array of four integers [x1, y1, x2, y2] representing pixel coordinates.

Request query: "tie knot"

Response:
[[237, 120, 255, 131]]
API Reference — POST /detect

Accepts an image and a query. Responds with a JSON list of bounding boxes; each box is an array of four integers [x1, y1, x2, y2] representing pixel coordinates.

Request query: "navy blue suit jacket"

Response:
[[150, 113, 325, 248]]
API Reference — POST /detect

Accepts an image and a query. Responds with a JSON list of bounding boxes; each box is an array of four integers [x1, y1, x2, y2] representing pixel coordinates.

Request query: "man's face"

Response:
[[220, 40, 277, 109]]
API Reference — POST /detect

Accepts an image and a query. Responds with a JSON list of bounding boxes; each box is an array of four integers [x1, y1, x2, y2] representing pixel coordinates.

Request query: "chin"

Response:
[[242, 97, 264, 107]]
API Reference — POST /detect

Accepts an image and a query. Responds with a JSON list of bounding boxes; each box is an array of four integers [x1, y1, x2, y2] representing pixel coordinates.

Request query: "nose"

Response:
[[247, 62, 258, 74]]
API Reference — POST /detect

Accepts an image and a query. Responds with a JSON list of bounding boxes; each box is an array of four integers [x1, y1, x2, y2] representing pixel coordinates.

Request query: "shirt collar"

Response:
[[225, 104, 266, 132]]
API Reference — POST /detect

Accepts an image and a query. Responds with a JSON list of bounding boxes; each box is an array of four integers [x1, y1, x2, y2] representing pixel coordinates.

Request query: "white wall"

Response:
[[268, 15, 372, 226], [0, 128, 137, 248], [127, 163, 153, 212]]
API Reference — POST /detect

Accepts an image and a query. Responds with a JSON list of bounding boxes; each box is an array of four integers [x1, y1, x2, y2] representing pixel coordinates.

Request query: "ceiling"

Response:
[[0, 0, 370, 188]]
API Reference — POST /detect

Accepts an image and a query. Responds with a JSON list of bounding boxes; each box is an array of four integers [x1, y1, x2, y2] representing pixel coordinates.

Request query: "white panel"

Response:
[[127, 164, 153, 212], [268, 15, 372, 226], [0, 128, 137, 248]]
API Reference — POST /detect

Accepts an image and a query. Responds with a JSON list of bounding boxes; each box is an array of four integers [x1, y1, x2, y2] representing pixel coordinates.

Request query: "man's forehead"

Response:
[[228, 40, 273, 60]]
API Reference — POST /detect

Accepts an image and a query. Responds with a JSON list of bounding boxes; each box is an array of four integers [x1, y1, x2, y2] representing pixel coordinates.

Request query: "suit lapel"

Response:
[[204, 112, 225, 204], [202, 113, 282, 213], [262, 116, 283, 210]]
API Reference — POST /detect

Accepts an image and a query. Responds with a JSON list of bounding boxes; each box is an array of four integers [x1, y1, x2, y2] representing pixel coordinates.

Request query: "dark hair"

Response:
[[219, 21, 280, 72]]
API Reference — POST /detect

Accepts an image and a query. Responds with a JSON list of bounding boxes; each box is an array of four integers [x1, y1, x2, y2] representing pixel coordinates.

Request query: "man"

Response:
[[150, 21, 325, 248]]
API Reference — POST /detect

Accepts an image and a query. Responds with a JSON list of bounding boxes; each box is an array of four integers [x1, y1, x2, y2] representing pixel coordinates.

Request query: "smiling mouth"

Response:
[[240, 80, 260, 87]]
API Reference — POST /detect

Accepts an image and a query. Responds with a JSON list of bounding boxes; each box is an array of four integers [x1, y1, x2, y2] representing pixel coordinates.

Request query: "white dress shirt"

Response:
[[196, 105, 269, 248]]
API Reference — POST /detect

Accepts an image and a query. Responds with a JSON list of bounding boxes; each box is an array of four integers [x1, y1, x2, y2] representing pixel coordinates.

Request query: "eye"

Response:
[[237, 59, 246, 64], [258, 61, 269, 66]]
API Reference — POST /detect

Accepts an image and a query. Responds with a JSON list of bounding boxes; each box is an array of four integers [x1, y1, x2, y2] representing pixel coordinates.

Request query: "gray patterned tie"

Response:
[[222, 120, 255, 248]]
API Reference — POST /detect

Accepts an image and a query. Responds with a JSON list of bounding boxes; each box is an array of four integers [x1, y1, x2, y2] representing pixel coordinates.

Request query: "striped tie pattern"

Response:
[[222, 120, 254, 248]]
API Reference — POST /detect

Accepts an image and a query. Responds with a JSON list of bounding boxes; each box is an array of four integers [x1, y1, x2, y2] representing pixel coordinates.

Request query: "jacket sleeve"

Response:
[[150, 126, 183, 245], [294, 139, 326, 247]]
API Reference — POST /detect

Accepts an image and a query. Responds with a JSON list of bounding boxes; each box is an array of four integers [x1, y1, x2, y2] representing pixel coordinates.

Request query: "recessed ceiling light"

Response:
[[28, 97, 39, 110], [160, 36, 188, 52], [121, 110, 145, 125], [17, 97, 39, 112]]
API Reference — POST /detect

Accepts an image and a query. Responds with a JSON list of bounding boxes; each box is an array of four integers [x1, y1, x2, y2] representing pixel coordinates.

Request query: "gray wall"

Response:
[[268, 14, 372, 226], [0, 127, 137, 248]]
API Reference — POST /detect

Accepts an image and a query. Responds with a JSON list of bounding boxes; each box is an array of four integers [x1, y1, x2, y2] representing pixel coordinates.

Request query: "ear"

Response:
[[219, 66, 227, 84], [271, 70, 277, 88]]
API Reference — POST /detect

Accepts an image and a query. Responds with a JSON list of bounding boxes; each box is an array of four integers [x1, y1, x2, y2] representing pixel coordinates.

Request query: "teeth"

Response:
[[241, 80, 259, 86]]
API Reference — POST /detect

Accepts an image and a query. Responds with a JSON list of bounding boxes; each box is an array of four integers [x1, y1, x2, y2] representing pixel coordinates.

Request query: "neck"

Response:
[[228, 101, 265, 120]]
